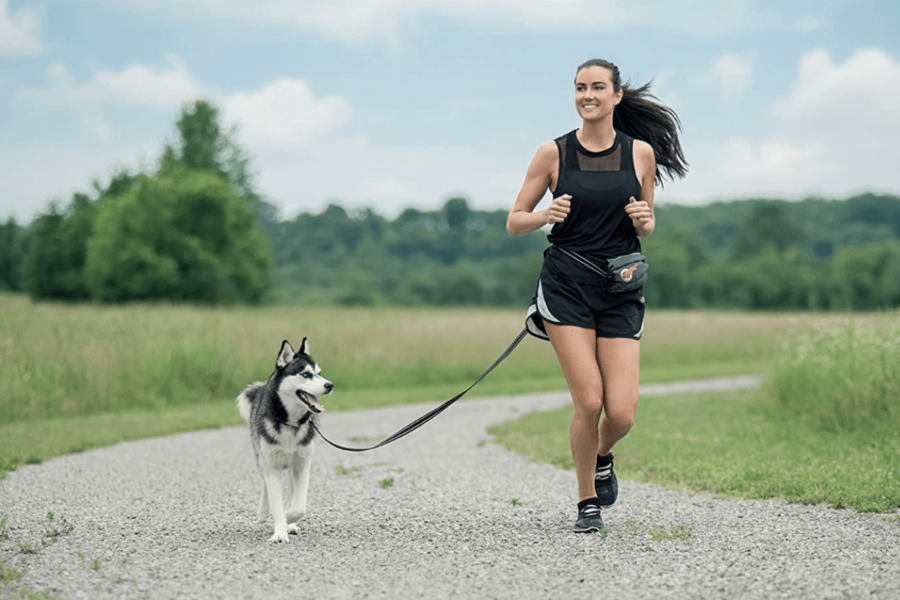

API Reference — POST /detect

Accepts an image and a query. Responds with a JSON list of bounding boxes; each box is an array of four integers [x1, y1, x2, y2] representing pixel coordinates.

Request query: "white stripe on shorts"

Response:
[[536, 281, 560, 323]]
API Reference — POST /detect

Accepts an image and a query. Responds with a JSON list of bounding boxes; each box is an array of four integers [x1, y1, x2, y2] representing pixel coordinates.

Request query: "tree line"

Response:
[[257, 192, 900, 310], [1, 100, 899, 311]]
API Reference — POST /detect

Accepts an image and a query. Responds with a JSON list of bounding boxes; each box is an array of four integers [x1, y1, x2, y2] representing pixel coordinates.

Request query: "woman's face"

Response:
[[575, 66, 622, 122]]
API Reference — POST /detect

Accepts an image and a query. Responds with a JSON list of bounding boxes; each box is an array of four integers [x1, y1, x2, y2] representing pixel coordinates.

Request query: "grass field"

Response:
[[0, 293, 842, 422], [490, 313, 900, 513], [0, 292, 886, 483], [489, 388, 900, 513]]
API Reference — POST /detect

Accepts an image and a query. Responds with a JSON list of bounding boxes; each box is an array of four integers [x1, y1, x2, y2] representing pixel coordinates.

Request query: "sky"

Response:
[[1, 0, 899, 223]]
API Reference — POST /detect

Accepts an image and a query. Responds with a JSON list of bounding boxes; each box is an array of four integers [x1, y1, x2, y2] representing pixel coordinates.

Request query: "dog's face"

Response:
[[274, 338, 333, 413]]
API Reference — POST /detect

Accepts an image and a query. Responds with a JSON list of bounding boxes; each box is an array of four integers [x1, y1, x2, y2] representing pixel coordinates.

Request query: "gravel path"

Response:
[[1, 375, 898, 600]]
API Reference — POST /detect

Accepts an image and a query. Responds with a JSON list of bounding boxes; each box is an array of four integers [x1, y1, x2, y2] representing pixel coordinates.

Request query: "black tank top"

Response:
[[547, 129, 642, 263]]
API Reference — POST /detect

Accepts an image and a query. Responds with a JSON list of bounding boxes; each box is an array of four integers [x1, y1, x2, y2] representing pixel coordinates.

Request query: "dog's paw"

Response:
[[286, 510, 306, 524], [287, 523, 300, 536], [269, 525, 290, 543]]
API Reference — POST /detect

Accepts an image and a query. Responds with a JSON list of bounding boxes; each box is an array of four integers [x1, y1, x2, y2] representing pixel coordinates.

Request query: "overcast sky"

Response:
[[1, 0, 899, 223]]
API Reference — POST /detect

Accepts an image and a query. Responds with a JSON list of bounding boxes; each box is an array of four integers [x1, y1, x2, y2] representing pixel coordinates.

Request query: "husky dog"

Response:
[[237, 338, 333, 543]]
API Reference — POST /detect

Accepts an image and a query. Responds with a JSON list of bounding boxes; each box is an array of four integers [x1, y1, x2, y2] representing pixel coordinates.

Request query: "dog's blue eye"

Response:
[[302, 373, 312, 379]]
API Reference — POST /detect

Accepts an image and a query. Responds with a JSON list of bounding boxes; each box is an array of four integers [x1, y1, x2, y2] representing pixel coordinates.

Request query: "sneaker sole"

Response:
[[573, 525, 603, 534]]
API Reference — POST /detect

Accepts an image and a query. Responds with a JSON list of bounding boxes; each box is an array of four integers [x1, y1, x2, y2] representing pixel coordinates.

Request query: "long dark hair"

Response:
[[576, 58, 688, 186]]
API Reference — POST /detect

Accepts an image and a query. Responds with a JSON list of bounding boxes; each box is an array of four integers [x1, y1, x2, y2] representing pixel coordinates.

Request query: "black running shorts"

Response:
[[525, 248, 645, 341]]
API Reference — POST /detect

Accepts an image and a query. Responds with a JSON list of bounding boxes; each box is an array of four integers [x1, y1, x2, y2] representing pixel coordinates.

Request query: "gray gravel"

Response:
[[1, 375, 898, 600]]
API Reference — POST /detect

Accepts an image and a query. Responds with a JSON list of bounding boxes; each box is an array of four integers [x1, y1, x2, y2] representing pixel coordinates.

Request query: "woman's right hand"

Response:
[[545, 195, 572, 224]]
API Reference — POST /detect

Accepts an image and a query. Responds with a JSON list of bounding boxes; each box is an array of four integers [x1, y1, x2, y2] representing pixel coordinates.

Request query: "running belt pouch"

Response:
[[605, 252, 648, 292]]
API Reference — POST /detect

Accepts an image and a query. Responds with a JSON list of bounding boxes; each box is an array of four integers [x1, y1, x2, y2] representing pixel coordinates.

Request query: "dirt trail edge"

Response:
[[1, 375, 897, 600]]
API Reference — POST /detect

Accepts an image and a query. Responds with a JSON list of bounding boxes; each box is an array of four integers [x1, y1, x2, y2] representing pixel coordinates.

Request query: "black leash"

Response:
[[310, 327, 529, 452]]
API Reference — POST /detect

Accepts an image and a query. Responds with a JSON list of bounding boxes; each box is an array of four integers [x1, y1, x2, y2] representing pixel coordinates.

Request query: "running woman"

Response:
[[506, 59, 687, 533]]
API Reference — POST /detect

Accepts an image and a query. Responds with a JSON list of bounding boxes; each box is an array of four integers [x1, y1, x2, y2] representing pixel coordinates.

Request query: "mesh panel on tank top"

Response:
[[557, 137, 623, 172]]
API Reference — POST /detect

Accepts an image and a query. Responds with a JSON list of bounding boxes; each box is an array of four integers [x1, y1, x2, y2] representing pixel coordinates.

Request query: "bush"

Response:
[[770, 313, 900, 431], [23, 195, 97, 301], [825, 240, 900, 310], [85, 168, 270, 303]]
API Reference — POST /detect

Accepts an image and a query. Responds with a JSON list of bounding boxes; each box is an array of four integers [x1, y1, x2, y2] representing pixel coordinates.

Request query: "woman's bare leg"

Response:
[[545, 322, 604, 502], [595, 337, 640, 456]]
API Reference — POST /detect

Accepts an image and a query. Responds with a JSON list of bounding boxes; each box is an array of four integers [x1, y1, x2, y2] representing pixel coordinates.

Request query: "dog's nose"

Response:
[[324, 382, 334, 393]]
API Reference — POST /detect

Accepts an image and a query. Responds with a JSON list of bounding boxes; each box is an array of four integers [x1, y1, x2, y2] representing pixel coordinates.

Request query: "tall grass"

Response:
[[0, 292, 841, 424], [490, 310, 900, 513], [769, 312, 900, 432], [0, 293, 561, 422], [490, 388, 900, 512]]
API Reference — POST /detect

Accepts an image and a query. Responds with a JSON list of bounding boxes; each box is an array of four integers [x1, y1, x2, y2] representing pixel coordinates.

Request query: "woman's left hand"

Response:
[[625, 197, 653, 234]]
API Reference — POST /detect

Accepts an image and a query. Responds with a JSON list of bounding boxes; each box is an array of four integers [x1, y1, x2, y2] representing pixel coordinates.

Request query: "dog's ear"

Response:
[[276, 340, 295, 368], [299, 337, 310, 356]]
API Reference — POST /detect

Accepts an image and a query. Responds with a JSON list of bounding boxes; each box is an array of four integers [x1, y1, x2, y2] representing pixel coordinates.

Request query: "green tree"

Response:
[[0, 217, 24, 291], [20, 169, 139, 302], [23, 195, 97, 300], [826, 240, 900, 310], [85, 169, 271, 303], [730, 201, 807, 258], [642, 225, 709, 308], [443, 197, 471, 231], [159, 99, 277, 225]]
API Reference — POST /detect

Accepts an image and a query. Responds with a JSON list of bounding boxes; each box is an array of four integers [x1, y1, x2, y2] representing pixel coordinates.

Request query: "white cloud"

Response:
[[666, 48, 900, 203], [12, 56, 205, 142], [775, 48, 900, 139], [15, 57, 346, 148], [107, 0, 755, 41], [0, 0, 42, 56], [17, 55, 203, 112], [223, 78, 350, 151], [712, 53, 754, 98], [4, 56, 365, 220], [93, 54, 204, 109]]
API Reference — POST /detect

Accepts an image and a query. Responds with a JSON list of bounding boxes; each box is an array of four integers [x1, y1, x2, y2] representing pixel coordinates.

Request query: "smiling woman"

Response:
[[506, 58, 687, 533]]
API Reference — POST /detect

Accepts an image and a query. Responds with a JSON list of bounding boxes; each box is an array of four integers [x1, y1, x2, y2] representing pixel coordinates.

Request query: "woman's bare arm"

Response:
[[625, 139, 656, 238], [507, 142, 572, 237]]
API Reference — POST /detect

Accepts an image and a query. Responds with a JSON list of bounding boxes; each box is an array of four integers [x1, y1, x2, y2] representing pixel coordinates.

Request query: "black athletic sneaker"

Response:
[[595, 453, 618, 507], [573, 498, 605, 533]]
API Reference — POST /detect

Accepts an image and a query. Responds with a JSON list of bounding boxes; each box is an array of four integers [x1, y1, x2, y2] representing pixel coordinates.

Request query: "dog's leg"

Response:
[[286, 453, 312, 523], [257, 479, 270, 523], [262, 468, 291, 543], [285, 454, 295, 514]]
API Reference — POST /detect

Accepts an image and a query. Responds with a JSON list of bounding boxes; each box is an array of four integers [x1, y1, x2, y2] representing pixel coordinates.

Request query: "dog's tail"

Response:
[[236, 382, 265, 423]]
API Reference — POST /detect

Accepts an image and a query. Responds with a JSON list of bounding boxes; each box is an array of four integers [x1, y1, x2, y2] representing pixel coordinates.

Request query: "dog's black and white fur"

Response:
[[236, 338, 333, 543]]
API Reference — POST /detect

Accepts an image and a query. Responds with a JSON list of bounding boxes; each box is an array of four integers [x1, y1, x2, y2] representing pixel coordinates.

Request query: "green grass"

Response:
[[333, 465, 364, 476], [489, 387, 900, 513], [0, 558, 23, 585], [491, 310, 900, 514], [0, 292, 880, 478], [0, 293, 564, 423], [623, 520, 693, 542], [771, 315, 900, 431], [0, 401, 242, 476], [0, 293, 839, 424]]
